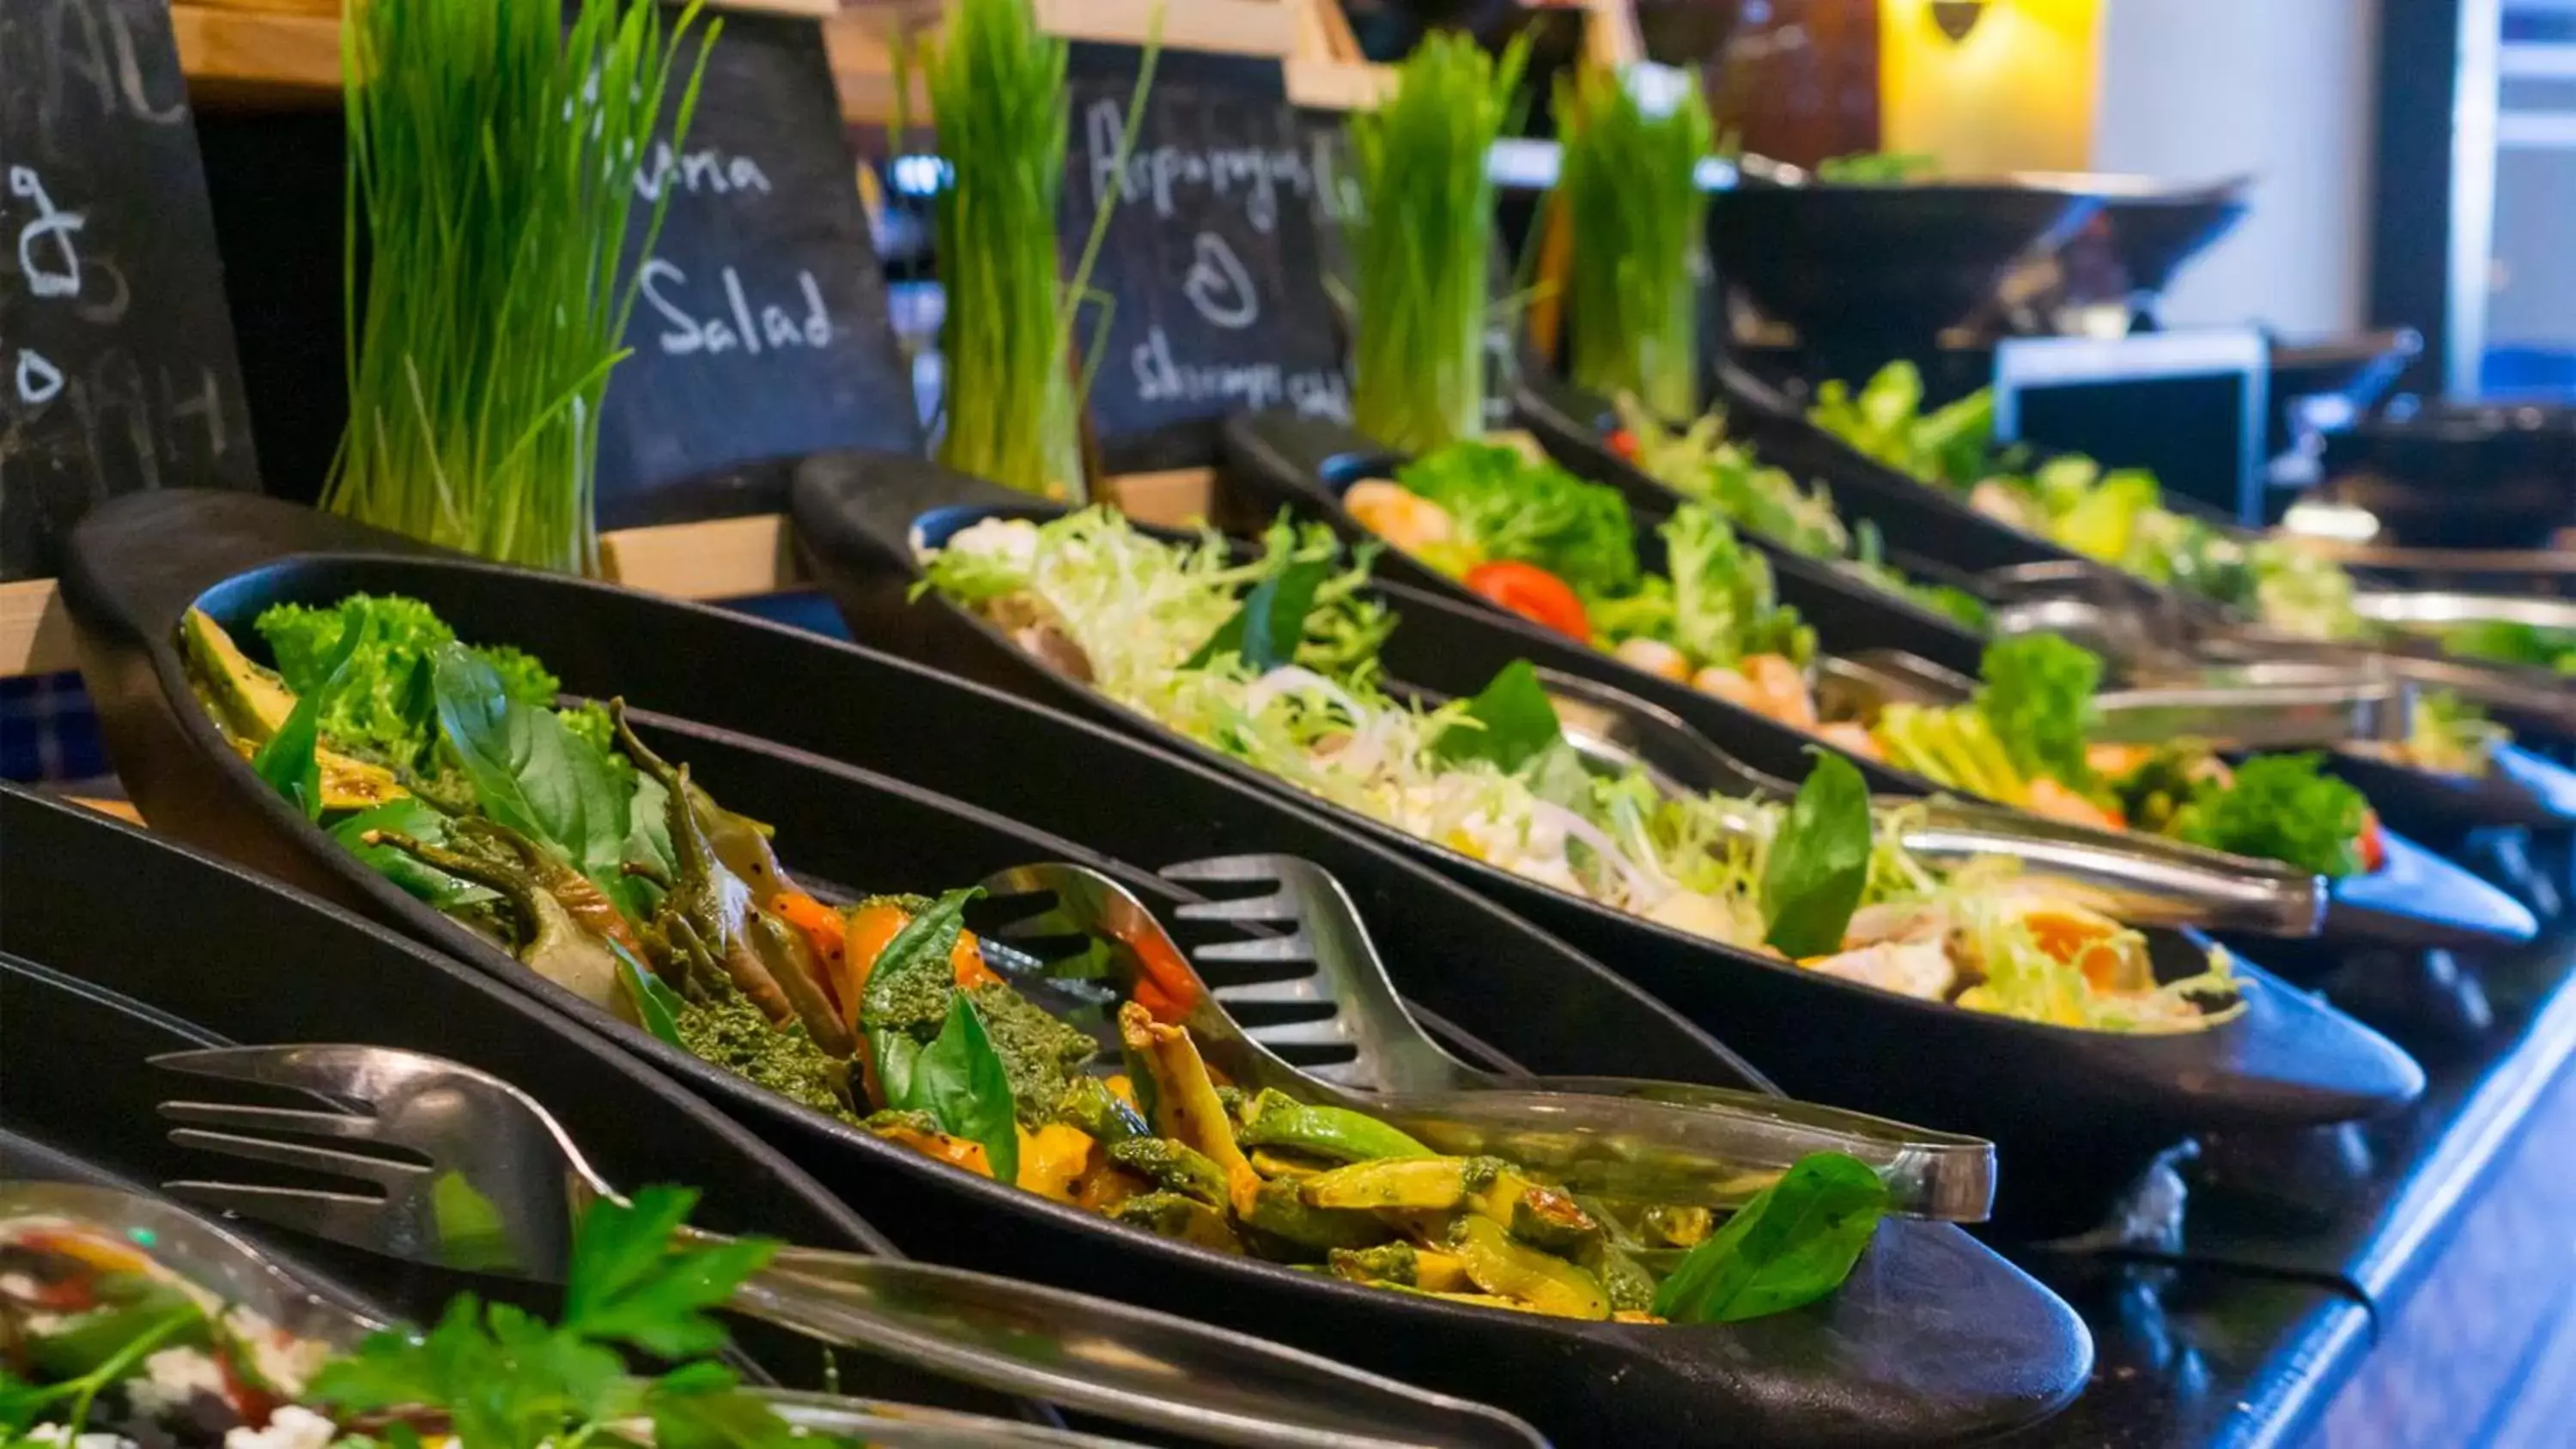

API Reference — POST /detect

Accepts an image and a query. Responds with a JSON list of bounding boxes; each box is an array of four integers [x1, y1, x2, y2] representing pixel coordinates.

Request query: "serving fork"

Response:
[[972, 861, 1995, 1221], [149, 1044, 1548, 1449], [0, 1180, 1160, 1449]]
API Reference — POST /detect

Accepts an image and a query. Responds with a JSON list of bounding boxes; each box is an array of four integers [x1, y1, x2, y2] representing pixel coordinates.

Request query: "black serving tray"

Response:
[[1707, 361, 2576, 746], [1514, 367, 2576, 831], [788, 452, 2427, 1240], [0, 791, 1016, 1410], [61, 491, 2093, 1448], [1214, 403, 2543, 955]]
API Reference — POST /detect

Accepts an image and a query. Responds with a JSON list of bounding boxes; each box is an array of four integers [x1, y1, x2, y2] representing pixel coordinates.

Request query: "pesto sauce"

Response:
[[675, 991, 858, 1125], [964, 982, 1100, 1127]]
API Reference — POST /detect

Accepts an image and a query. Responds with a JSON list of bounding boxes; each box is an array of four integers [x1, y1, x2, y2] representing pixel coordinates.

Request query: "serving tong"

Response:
[[971, 859, 1996, 1222], [1814, 651, 2415, 752], [147, 1046, 1549, 1449], [0, 1182, 1163, 1449], [1978, 561, 2576, 740], [1533, 667, 2327, 937]]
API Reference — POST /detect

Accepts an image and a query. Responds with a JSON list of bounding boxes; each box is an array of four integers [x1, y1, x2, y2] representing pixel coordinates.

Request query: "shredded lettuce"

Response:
[[923, 508, 2233, 1034]]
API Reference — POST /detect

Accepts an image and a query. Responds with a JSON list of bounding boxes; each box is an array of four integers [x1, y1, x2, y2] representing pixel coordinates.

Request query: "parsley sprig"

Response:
[[311, 1186, 793, 1449]]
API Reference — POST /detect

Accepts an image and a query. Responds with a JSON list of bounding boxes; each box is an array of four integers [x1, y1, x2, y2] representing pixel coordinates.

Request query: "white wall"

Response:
[[2090, 0, 2382, 337]]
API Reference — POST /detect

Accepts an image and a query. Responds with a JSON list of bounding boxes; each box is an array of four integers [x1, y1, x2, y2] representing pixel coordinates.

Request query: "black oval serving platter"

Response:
[[1214, 401, 2547, 955], [1510, 364, 2576, 820], [63, 490, 2094, 1448], [0, 786, 1027, 1412], [1687, 361, 2576, 746], [786, 452, 2427, 1238]]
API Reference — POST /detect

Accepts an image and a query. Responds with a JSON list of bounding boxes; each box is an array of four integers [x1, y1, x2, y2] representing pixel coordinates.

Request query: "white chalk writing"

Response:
[[1130, 325, 1348, 421], [1085, 99, 1312, 234], [639, 258, 835, 356]]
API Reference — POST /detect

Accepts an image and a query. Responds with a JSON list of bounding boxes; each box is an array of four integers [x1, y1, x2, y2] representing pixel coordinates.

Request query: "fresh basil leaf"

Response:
[[432, 646, 630, 882], [872, 1029, 924, 1108], [331, 798, 490, 907], [1653, 1151, 1889, 1323], [1761, 750, 1874, 959], [1430, 659, 1564, 773], [1522, 739, 1598, 813], [896, 993, 1021, 1185], [613, 943, 689, 1049], [857, 887, 981, 1034], [252, 696, 325, 821], [252, 612, 372, 820], [1185, 558, 1333, 673]]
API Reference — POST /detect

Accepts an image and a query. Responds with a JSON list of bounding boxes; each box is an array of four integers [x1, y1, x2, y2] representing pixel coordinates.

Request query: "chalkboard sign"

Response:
[[1062, 45, 1349, 476], [596, 11, 919, 530], [0, 0, 260, 580]]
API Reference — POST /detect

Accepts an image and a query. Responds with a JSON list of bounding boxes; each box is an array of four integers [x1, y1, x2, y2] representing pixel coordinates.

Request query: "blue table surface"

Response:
[[1998, 912, 2576, 1447]]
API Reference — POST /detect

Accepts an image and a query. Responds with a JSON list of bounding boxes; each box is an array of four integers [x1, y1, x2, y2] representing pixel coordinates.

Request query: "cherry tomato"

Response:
[[1464, 561, 1590, 642], [1606, 428, 1641, 463], [2356, 810, 2387, 874]]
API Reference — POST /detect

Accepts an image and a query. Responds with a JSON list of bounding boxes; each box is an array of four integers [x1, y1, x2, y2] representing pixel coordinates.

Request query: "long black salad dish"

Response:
[[63, 489, 2091, 1448], [787, 452, 2426, 1235], [1214, 403, 2542, 954], [1511, 364, 2576, 824], [0, 787, 1018, 1414], [1687, 361, 2576, 746]]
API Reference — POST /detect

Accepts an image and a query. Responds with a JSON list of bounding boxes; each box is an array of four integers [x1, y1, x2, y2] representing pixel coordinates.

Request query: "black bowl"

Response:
[[2053, 176, 2251, 301], [0, 787, 1034, 1410], [1705, 185, 2099, 348], [1218, 400, 2549, 953], [62, 490, 2095, 1447], [789, 450, 2427, 1238]]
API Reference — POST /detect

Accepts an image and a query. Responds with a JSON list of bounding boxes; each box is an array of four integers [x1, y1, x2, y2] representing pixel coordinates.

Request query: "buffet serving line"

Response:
[[6, 2, 2576, 1446]]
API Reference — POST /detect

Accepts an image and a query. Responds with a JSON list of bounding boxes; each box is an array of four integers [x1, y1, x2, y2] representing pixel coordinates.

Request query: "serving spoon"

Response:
[[973, 861, 1996, 1222]]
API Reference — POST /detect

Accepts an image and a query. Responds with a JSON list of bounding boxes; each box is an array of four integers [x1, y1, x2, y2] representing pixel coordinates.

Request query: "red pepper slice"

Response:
[[1463, 561, 1591, 643]]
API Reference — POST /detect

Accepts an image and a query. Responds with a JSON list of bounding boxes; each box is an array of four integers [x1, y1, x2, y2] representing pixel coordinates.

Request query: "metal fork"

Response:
[[0, 1181, 1170, 1449], [973, 863, 1993, 1221], [152, 1044, 1547, 1449]]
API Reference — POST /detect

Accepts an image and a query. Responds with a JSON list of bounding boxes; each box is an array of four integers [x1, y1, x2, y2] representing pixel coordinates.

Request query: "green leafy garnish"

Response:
[[1973, 634, 2103, 792], [1761, 751, 1874, 958], [1186, 558, 1334, 672], [331, 797, 489, 907], [859, 887, 981, 1039], [313, 1187, 791, 1449], [1396, 442, 1642, 600], [259, 596, 562, 773], [1653, 1152, 1890, 1323], [1431, 660, 1564, 773], [616, 941, 690, 1048], [2175, 752, 2371, 878], [250, 611, 372, 820], [880, 993, 1023, 1185], [431, 644, 634, 905]]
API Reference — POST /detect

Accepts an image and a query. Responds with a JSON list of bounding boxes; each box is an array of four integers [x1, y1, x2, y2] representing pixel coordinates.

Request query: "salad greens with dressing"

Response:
[[921, 508, 2242, 1034], [179, 596, 1902, 1325], [1609, 396, 1995, 631], [1324, 433, 2393, 880]]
